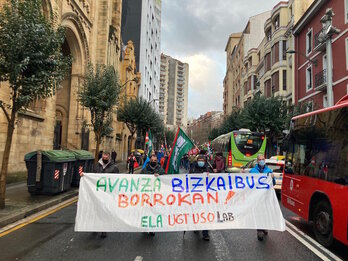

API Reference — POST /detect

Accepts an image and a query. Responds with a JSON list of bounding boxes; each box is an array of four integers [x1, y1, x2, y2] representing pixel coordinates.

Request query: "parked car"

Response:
[[242, 158, 285, 193]]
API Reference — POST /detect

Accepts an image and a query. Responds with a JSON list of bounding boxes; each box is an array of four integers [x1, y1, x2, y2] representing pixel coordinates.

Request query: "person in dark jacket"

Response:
[[249, 154, 275, 241], [189, 154, 213, 241], [80, 151, 119, 238], [111, 150, 117, 163], [127, 153, 137, 174], [140, 154, 165, 236], [94, 152, 120, 174], [213, 152, 225, 173], [98, 150, 103, 160], [141, 154, 165, 176]]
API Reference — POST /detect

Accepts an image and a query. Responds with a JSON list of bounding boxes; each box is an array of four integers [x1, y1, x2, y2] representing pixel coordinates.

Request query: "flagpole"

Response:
[[165, 127, 180, 174]]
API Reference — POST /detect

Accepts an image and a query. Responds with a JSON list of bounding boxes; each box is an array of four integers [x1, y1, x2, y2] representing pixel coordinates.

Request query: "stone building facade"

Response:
[[0, 0, 140, 174]]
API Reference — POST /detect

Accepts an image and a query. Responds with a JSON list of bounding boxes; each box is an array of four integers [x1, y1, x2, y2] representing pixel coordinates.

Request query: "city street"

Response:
[[0, 176, 347, 261]]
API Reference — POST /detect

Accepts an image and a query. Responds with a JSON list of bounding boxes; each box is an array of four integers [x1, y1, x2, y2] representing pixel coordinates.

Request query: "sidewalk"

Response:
[[0, 161, 140, 229]]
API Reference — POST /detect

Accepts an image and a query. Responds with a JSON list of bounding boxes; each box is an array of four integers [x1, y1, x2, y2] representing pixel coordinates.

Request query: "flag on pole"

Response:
[[147, 130, 153, 156], [142, 130, 153, 169], [165, 128, 194, 174], [145, 132, 149, 145]]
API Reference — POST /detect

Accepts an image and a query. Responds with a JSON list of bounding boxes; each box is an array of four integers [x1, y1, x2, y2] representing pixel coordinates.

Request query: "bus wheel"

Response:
[[312, 200, 333, 247]]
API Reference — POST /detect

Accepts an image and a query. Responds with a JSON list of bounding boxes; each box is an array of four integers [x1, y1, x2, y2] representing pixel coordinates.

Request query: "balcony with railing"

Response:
[[314, 30, 326, 52], [315, 69, 327, 91]]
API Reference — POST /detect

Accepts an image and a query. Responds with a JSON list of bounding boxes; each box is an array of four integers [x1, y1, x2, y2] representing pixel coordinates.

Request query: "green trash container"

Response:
[[70, 150, 94, 187], [24, 150, 76, 195]]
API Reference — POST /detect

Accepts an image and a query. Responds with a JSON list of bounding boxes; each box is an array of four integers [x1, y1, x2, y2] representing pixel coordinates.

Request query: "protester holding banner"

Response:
[[79, 151, 119, 238], [141, 154, 165, 176], [94, 151, 120, 174], [250, 154, 275, 241], [140, 154, 165, 236], [189, 153, 213, 241]]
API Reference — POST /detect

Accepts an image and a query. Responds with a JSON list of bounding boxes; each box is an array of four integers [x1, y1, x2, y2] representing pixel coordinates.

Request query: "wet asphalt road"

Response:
[[1, 170, 347, 261], [0, 202, 322, 261]]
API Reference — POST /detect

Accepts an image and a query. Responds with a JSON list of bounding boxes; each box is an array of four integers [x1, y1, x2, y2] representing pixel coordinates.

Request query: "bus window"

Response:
[[233, 133, 263, 156], [290, 107, 348, 185]]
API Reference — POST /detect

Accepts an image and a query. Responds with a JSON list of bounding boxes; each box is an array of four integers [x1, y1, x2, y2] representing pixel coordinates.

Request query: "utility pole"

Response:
[[318, 9, 340, 107]]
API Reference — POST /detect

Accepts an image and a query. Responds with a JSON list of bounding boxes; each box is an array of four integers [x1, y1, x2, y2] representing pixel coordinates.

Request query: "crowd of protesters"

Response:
[[80, 146, 274, 242]]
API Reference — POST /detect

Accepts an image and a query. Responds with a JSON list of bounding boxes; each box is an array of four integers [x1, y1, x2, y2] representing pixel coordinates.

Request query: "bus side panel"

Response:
[[281, 174, 311, 220], [326, 183, 348, 245], [282, 174, 348, 245]]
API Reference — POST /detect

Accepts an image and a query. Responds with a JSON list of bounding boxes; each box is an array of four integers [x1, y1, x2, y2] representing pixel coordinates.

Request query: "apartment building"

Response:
[[121, 0, 161, 111], [159, 54, 189, 130], [187, 111, 224, 145], [253, 0, 314, 106], [224, 1, 315, 114], [223, 11, 271, 115], [293, 0, 348, 109]]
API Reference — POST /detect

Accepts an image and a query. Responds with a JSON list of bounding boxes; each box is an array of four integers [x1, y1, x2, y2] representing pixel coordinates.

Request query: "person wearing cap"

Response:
[[189, 151, 213, 241], [249, 154, 275, 241]]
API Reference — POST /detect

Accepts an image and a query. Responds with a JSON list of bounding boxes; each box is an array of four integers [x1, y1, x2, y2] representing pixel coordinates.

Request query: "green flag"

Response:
[[165, 128, 194, 174], [148, 130, 153, 156]]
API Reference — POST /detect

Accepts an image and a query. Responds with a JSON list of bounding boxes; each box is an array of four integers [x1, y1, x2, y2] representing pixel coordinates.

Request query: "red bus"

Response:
[[282, 95, 348, 247]]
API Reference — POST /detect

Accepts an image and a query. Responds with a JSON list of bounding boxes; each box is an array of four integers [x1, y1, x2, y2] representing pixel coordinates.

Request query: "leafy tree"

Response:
[[208, 128, 220, 141], [79, 64, 121, 163], [241, 95, 289, 156], [241, 95, 288, 135], [117, 97, 164, 145], [157, 129, 175, 149], [219, 108, 244, 135], [0, 0, 71, 209], [165, 129, 176, 148]]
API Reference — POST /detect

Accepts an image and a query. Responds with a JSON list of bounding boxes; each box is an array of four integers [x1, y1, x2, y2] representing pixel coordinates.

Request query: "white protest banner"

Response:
[[75, 173, 286, 232]]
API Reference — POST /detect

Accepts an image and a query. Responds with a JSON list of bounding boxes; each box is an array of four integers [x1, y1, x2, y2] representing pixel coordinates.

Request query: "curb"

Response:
[[0, 169, 142, 230], [0, 189, 78, 229]]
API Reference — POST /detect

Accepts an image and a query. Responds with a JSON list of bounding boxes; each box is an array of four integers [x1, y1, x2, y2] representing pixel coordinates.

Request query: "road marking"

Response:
[[134, 256, 143, 261], [0, 196, 78, 238], [286, 220, 342, 261], [211, 231, 230, 261]]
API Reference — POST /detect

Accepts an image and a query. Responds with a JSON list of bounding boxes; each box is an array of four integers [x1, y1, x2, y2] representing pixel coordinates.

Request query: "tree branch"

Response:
[[0, 102, 10, 123]]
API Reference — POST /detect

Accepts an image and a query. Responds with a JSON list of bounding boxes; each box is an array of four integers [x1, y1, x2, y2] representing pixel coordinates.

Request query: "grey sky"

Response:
[[161, 0, 280, 118]]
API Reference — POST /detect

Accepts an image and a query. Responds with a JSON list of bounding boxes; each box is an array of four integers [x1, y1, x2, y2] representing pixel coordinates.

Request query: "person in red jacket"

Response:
[[127, 153, 137, 174], [213, 152, 225, 173]]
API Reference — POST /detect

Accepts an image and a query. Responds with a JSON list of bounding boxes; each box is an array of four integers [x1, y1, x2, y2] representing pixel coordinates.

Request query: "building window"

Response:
[[274, 15, 280, 30], [283, 70, 287, 91], [271, 71, 279, 93], [345, 0, 348, 24], [323, 95, 328, 108], [266, 28, 272, 41], [282, 41, 287, 60], [306, 29, 313, 55], [345, 38, 348, 70], [272, 42, 279, 65], [306, 66, 313, 92], [306, 65, 313, 92]]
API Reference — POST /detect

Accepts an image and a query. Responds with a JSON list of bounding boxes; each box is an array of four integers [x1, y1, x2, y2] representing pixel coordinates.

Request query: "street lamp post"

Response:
[[318, 8, 340, 107]]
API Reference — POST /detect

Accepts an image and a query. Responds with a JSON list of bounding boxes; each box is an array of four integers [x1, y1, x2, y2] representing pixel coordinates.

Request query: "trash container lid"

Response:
[[70, 150, 94, 160], [24, 150, 76, 162]]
